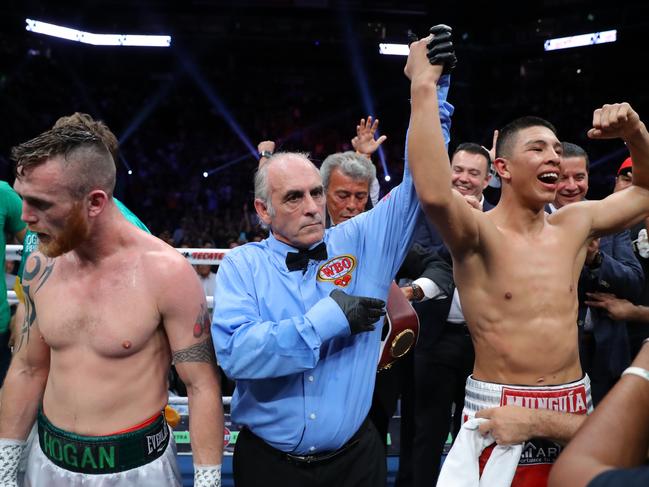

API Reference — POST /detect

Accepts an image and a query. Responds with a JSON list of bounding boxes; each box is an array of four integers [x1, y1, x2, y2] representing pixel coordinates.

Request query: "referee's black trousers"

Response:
[[233, 418, 387, 487]]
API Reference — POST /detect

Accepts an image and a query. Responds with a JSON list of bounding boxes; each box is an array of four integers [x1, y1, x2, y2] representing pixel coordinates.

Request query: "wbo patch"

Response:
[[317, 254, 356, 287]]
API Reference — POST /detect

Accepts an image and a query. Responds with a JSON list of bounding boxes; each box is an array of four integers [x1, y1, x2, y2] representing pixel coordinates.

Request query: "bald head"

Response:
[[268, 152, 320, 179]]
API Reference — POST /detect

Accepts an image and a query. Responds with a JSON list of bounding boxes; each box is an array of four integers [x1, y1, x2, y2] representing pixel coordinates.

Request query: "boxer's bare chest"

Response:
[[33, 257, 161, 357], [456, 223, 584, 337]]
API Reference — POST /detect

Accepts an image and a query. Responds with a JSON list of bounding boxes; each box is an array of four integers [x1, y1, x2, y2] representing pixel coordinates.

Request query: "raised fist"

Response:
[[587, 103, 643, 141]]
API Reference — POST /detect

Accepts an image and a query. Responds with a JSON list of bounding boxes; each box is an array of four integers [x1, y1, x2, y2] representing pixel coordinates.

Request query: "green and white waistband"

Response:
[[37, 409, 170, 475]]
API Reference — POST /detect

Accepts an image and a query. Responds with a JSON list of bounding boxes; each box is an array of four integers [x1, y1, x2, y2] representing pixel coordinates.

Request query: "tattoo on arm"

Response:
[[15, 256, 55, 353], [170, 304, 216, 363], [172, 338, 216, 364], [16, 291, 37, 354], [192, 304, 211, 338]]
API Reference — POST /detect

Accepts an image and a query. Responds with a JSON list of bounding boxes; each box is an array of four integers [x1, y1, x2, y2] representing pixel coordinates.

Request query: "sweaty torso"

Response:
[[454, 210, 586, 385], [31, 236, 172, 435]]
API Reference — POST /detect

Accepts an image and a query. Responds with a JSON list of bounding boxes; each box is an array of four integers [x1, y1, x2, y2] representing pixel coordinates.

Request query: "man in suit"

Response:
[[410, 143, 494, 486], [551, 143, 643, 405], [413, 143, 495, 254]]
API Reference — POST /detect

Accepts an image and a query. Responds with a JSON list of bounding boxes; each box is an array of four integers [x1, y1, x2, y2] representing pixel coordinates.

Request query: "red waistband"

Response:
[[109, 411, 163, 435]]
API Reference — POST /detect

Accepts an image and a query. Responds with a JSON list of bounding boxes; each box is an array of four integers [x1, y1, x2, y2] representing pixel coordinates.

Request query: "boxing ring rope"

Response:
[[5, 245, 230, 306]]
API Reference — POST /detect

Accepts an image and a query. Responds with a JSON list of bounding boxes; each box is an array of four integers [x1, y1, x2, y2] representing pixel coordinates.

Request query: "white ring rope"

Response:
[[168, 396, 232, 407], [5, 245, 231, 265]]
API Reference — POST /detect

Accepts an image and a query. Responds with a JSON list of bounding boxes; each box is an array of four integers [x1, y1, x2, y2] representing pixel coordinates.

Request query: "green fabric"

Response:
[[0, 181, 27, 333], [38, 409, 169, 474], [114, 198, 150, 233], [18, 198, 150, 283]]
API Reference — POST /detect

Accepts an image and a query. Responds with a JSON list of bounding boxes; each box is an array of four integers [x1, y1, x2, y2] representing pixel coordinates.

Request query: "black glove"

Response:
[[407, 29, 419, 46], [330, 289, 386, 335], [427, 24, 457, 75]]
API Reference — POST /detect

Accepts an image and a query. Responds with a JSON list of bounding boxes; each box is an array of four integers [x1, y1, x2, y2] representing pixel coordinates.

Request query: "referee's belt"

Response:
[[285, 418, 369, 465], [38, 408, 169, 474], [254, 417, 369, 466]]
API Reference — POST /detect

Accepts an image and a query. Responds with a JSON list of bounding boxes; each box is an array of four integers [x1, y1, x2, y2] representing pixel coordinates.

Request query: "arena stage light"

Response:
[[378, 43, 409, 56], [25, 19, 171, 47], [544, 29, 616, 51]]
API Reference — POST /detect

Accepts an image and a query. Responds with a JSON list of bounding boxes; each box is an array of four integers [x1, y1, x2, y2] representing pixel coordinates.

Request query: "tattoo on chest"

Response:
[[16, 256, 55, 353], [172, 338, 216, 364]]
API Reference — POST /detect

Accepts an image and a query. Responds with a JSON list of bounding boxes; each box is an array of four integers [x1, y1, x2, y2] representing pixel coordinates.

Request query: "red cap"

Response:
[[617, 157, 633, 175]]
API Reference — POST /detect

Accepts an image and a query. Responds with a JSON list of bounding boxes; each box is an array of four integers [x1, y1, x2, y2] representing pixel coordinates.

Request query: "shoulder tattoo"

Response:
[[15, 256, 55, 353]]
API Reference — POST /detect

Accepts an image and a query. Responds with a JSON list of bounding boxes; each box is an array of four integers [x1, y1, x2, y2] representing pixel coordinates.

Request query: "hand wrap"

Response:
[[0, 439, 25, 487], [194, 464, 222, 487]]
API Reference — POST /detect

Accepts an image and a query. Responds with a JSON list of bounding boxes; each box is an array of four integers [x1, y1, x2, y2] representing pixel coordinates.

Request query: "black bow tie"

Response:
[[285, 242, 328, 272]]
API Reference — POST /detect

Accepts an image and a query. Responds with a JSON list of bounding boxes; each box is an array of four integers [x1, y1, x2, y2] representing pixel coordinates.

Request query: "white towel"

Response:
[[436, 418, 523, 487]]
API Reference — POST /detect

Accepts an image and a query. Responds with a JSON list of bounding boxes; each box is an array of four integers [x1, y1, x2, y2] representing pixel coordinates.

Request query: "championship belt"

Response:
[[378, 282, 419, 370]]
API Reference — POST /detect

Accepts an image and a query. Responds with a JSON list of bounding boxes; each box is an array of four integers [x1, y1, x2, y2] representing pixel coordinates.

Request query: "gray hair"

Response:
[[254, 151, 313, 217], [320, 151, 376, 191]]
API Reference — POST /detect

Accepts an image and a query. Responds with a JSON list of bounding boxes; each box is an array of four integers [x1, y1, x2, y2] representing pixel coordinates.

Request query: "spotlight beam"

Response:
[[339, 7, 390, 181], [206, 152, 254, 176], [118, 78, 175, 146], [178, 53, 257, 158]]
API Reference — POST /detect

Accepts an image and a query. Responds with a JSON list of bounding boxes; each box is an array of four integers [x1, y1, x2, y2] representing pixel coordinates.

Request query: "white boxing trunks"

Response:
[[439, 374, 592, 487], [23, 409, 181, 487]]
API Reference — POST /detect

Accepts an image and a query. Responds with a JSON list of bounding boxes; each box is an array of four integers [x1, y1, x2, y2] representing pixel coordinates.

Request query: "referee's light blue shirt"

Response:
[[212, 76, 453, 455]]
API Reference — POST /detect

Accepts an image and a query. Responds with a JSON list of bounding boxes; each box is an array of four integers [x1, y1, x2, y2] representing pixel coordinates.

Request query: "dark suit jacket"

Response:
[[413, 198, 494, 255], [392, 243, 454, 350], [578, 230, 644, 380], [395, 243, 453, 292]]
